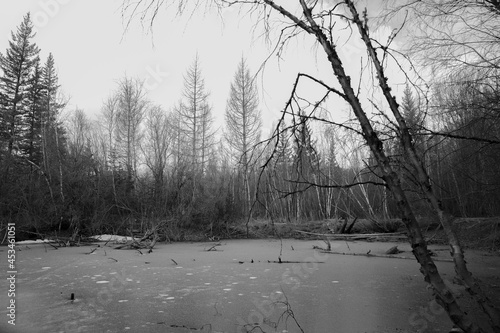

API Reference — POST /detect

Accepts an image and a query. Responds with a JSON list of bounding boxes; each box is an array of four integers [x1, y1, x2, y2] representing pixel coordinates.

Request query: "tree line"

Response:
[[0, 10, 499, 242]]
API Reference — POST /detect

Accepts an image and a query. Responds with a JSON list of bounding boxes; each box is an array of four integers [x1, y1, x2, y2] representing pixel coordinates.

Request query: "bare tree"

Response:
[[386, 0, 500, 75], [225, 57, 262, 218], [142, 105, 172, 202], [114, 76, 148, 194], [67, 108, 91, 159], [99, 94, 120, 204], [87, 119, 109, 174], [100, 95, 119, 170], [177, 54, 215, 175]]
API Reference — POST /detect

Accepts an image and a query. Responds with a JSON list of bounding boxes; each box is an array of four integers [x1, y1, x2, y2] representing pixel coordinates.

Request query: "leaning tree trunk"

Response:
[[263, 0, 484, 331], [345, 1, 500, 330]]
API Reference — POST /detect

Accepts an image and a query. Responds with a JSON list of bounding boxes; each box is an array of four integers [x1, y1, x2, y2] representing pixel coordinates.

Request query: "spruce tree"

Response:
[[400, 84, 424, 156], [40, 53, 66, 170], [21, 59, 44, 165], [401, 85, 425, 142], [293, 111, 318, 174], [292, 111, 318, 219], [41, 53, 66, 205], [0, 13, 40, 155], [42, 53, 61, 127], [0, 91, 8, 155]]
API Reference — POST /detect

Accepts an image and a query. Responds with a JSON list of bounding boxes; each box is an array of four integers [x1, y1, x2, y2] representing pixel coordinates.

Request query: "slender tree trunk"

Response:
[[313, 173, 324, 219], [53, 124, 65, 232], [244, 166, 252, 219]]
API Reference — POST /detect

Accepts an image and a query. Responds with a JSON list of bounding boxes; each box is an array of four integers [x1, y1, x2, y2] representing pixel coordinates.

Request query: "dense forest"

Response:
[[0, 8, 499, 242]]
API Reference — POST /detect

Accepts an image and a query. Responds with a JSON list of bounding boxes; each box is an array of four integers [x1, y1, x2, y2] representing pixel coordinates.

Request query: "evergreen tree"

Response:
[[322, 126, 338, 171], [275, 119, 293, 168], [0, 90, 8, 156], [0, 13, 40, 155], [293, 111, 319, 174], [267, 119, 294, 218], [21, 58, 44, 165], [401, 84, 423, 140], [41, 53, 62, 128], [390, 85, 425, 163], [40, 53, 67, 206], [291, 111, 319, 219]]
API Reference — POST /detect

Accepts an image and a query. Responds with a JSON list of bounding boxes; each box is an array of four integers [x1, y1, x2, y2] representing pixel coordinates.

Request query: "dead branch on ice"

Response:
[[296, 230, 407, 241]]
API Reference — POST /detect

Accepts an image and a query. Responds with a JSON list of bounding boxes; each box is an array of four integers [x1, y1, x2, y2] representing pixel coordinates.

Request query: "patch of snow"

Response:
[[16, 239, 56, 245], [90, 234, 137, 242], [96, 281, 110, 284]]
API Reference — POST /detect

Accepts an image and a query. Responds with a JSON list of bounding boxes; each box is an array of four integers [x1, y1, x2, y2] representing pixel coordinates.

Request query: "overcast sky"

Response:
[[0, 0, 408, 134]]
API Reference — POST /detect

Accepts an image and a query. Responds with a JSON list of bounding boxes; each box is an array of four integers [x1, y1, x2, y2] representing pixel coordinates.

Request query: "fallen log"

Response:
[[204, 243, 222, 251], [318, 250, 453, 262], [236, 260, 325, 264], [295, 230, 407, 240], [267, 260, 325, 264]]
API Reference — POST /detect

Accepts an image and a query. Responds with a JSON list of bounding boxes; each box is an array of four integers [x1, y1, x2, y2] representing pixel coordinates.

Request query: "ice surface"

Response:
[[1, 239, 498, 333]]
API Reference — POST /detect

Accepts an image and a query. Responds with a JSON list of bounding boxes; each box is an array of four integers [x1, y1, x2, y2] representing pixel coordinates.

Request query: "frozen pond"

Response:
[[1, 239, 499, 332]]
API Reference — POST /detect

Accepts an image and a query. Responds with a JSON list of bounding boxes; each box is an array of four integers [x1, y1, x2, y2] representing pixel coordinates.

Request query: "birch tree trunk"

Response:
[[263, 0, 482, 330]]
